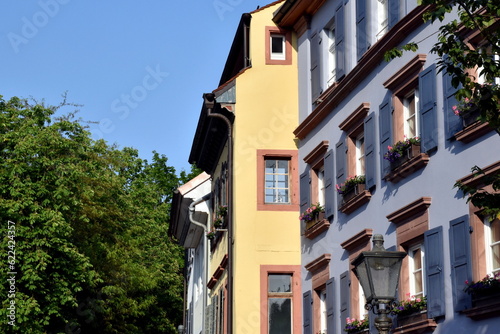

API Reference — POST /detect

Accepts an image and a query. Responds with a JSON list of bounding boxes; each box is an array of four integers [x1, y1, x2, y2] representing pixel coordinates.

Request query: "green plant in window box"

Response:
[[344, 315, 369, 333], [383, 137, 421, 164], [299, 203, 324, 223], [206, 230, 216, 240], [390, 294, 427, 317], [464, 272, 500, 298], [336, 175, 366, 195]]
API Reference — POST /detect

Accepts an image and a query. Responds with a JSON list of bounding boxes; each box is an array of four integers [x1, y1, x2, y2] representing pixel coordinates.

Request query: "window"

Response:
[[485, 218, 500, 275], [261, 265, 301, 334], [409, 244, 425, 299], [376, 0, 389, 39], [340, 229, 373, 329], [302, 141, 332, 220], [268, 274, 292, 333], [265, 158, 290, 204], [355, 134, 365, 176], [337, 103, 374, 213], [326, 22, 336, 87], [257, 150, 299, 211], [403, 89, 419, 138], [304, 254, 332, 333], [319, 289, 327, 333], [311, 6, 345, 104], [381, 55, 435, 180], [387, 197, 446, 319], [265, 26, 292, 65], [270, 34, 286, 60], [317, 167, 326, 207]]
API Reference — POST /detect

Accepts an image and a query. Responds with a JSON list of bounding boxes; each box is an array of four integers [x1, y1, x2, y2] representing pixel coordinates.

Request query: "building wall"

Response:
[[294, 1, 500, 333], [230, 2, 302, 333]]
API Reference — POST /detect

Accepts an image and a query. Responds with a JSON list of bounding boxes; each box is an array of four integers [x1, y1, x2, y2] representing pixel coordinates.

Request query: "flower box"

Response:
[[342, 183, 366, 203], [396, 310, 427, 327], [472, 292, 500, 308], [305, 211, 326, 230], [390, 144, 421, 170], [462, 109, 481, 128], [463, 292, 500, 320]]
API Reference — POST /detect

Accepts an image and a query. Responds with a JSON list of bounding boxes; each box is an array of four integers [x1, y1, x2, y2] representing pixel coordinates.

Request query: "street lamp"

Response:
[[351, 234, 406, 334]]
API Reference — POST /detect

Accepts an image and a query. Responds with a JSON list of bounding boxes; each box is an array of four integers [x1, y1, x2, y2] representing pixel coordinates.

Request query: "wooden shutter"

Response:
[[303, 291, 312, 334], [379, 97, 392, 177], [311, 31, 322, 101], [326, 277, 336, 334], [388, 0, 400, 28], [340, 271, 350, 331], [424, 226, 445, 318], [419, 65, 438, 153], [335, 140, 346, 207], [335, 3, 345, 79], [443, 70, 463, 138], [364, 112, 376, 189], [300, 171, 310, 215], [324, 149, 335, 218], [356, 0, 367, 61], [449, 216, 472, 311]]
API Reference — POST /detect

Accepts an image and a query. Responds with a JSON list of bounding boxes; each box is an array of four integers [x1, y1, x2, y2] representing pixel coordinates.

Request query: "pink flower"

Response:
[[388, 145, 393, 150]]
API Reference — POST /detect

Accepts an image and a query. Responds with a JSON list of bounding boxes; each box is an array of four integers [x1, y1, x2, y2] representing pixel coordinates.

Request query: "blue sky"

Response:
[[1, 1, 272, 173]]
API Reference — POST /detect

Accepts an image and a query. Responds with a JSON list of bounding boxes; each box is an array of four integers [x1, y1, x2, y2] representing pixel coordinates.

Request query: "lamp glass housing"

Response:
[[352, 236, 406, 304]]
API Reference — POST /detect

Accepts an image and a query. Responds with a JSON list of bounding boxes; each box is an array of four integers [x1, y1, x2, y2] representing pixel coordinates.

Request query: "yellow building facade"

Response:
[[188, 1, 302, 333]]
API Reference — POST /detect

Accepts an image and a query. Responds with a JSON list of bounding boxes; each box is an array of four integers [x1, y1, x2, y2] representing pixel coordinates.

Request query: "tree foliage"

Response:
[[387, 1, 500, 218], [0, 95, 199, 333]]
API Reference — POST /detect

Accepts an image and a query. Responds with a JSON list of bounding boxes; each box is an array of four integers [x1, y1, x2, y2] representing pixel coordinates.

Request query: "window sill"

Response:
[[339, 189, 372, 214], [304, 218, 330, 239], [462, 293, 500, 320], [393, 311, 437, 334], [384, 153, 430, 183], [454, 121, 494, 144]]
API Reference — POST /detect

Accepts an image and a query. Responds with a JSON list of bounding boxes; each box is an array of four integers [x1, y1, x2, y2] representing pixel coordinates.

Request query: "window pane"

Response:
[[269, 274, 291, 292], [413, 248, 422, 269], [266, 160, 276, 172], [491, 219, 500, 243], [268, 298, 291, 334], [271, 35, 284, 54], [492, 244, 500, 272], [264, 158, 290, 203]]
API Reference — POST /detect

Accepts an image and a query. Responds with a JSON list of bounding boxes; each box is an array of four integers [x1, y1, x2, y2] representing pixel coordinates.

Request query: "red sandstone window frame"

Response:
[[257, 149, 299, 211], [265, 26, 292, 65]]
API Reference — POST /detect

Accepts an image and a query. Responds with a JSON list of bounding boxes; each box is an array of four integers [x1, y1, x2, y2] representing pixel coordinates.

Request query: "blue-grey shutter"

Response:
[[443, 70, 463, 138], [303, 291, 312, 334], [335, 3, 346, 79], [356, 0, 368, 61], [449, 215, 472, 312], [311, 32, 322, 102], [326, 277, 335, 334], [340, 271, 350, 331], [419, 65, 438, 153], [300, 171, 311, 215], [324, 149, 335, 218], [336, 140, 346, 207], [379, 97, 392, 177], [424, 226, 445, 318], [364, 112, 376, 189], [388, 0, 399, 28]]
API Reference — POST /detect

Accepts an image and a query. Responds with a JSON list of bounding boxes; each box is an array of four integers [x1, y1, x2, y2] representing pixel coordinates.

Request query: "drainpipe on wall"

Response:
[[188, 193, 211, 334], [203, 93, 233, 334]]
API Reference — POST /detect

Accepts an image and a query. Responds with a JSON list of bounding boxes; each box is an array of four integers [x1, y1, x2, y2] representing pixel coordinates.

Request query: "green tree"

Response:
[[0, 95, 197, 333], [386, 0, 500, 218]]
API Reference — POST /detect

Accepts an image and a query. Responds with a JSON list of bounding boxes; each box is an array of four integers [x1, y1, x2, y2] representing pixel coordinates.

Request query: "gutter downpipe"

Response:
[[203, 93, 233, 334], [188, 193, 212, 334]]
